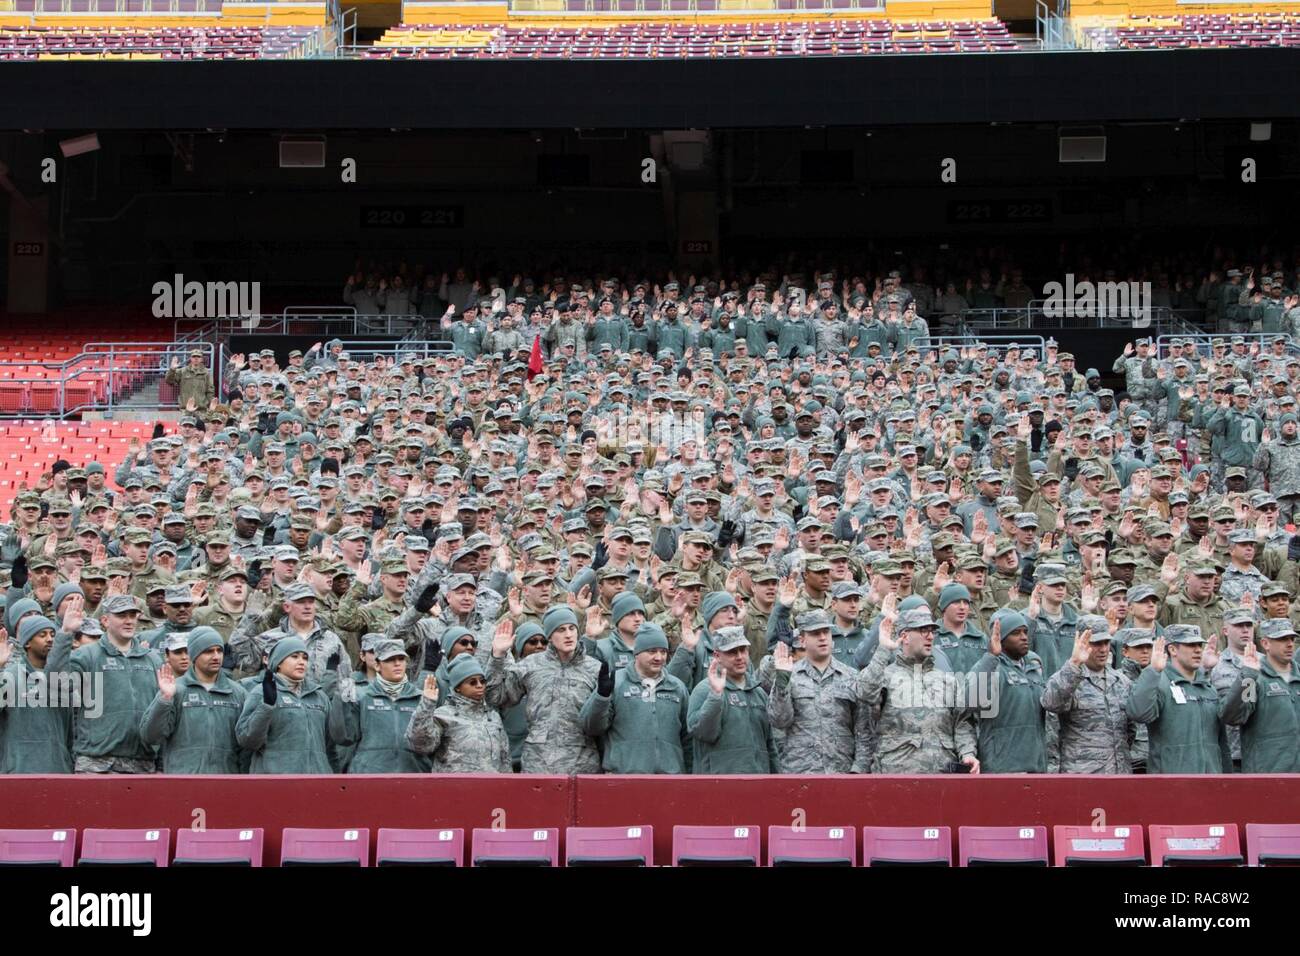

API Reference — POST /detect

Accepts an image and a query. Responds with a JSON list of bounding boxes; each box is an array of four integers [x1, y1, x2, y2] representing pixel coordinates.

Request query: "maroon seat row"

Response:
[[0, 823, 1289, 867]]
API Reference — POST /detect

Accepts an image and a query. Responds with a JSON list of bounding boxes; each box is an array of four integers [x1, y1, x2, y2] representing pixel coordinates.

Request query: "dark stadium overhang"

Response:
[[3, 49, 1300, 130]]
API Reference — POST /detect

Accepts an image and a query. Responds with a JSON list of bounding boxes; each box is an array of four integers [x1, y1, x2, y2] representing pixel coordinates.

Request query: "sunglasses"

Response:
[[524, 637, 548, 647], [459, 677, 486, 688]]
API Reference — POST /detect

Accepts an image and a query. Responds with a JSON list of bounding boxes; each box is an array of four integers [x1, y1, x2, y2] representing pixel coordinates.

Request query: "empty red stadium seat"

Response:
[[862, 826, 952, 866], [471, 828, 559, 867], [767, 826, 856, 867], [1052, 825, 1146, 866], [1245, 824, 1300, 866], [959, 826, 1049, 867], [375, 828, 464, 867], [78, 828, 170, 867], [1149, 825, 1242, 867], [280, 828, 369, 866], [672, 825, 760, 867], [0, 828, 75, 867], [173, 828, 263, 867], [565, 826, 653, 867]]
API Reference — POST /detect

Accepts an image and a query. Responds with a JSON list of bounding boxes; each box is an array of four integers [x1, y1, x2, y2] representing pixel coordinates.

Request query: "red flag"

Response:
[[527, 333, 543, 380]]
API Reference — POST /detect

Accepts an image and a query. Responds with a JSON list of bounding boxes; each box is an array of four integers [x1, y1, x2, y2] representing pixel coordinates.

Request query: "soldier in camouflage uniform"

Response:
[[1040, 618, 1135, 774], [1207, 606, 1255, 769], [857, 605, 980, 774], [406, 649, 510, 773], [485, 605, 602, 773], [767, 610, 872, 773]]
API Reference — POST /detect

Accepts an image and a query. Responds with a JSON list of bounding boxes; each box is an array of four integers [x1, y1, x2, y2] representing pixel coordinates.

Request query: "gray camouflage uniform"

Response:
[[1039, 660, 1135, 773], [484, 643, 602, 773], [767, 656, 873, 773], [405, 692, 511, 773]]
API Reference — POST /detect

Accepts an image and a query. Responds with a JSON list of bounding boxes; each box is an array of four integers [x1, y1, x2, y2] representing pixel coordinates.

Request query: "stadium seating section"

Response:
[[366, 18, 1017, 57], [0, 420, 174, 516], [0, 331, 183, 417], [1082, 12, 1300, 49], [0, 24, 321, 58]]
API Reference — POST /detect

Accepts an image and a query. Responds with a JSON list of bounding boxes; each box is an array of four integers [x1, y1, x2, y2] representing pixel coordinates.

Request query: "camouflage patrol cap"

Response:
[[373, 639, 407, 661], [872, 559, 903, 577], [1143, 520, 1174, 538], [443, 573, 477, 592], [748, 567, 780, 584], [1079, 530, 1108, 547], [568, 543, 594, 559], [1035, 563, 1068, 585], [1225, 467, 1247, 479], [164, 584, 195, 605], [1128, 582, 1159, 606], [796, 609, 833, 633], [955, 553, 987, 572], [218, 565, 252, 583], [282, 582, 317, 602], [896, 607, 938, 631], [1259, 619, 1298, 641], [1117, 627, 1155, 648], [930, 532, 960, 551], [991, 538, 1018, 559], [680, 530, 715, 548], [55, 540, 90, 558], [1100, 580, 1129, 598], [803, 556, 831, 573], [1187, 562, 1218, 577], [124, 529, 153, 546], [1226, 529, 1257, 545], [101, 595, 141, 615], [1222, 606, 1256, 626], [105, 557, 133, 576], [1076, 615, 1112, 639], [1260, 582, 1291, 599], [675, 572, 703, 589], [26, 554, 56, 572], [1163, 624, 1205, 645]]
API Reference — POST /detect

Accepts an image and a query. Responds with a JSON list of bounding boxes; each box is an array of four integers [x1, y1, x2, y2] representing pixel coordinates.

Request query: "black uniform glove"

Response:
[[597, 660, 614, 697], [262, 669, 277, 705], [1018, 556, 1037, 594], [1063, 457, 1080, 482], [415, 583, 440, 614], [1289, 534, 1300, 562], [326, 651, 341, 672], [969, 433, 983, 452], [423, 638, 443, 674], [10, 555, 28, 590], [246, 561, 262, 584], [716, 519, 739, 550]]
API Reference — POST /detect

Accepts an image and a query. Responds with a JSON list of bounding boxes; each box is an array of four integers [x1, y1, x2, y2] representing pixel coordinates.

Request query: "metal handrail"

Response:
[[0, 343, 215, 419]]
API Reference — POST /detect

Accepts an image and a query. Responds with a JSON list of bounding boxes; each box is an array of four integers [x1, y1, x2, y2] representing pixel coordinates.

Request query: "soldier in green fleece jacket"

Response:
[[1219, 618, 1300, 773], [46, 593, 163, 774], [140, 626, 248, 774], [686, 625, 778, 773], [328, 639, 430, 774], [580, 622, 691, 774], [0, 614, 73, 773], [236, 636, 336, 774], [1126, 625, 1232, 773]]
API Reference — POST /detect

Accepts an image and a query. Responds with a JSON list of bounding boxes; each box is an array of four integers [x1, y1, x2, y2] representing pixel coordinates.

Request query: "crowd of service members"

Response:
[[2, 268, 1299, 774]]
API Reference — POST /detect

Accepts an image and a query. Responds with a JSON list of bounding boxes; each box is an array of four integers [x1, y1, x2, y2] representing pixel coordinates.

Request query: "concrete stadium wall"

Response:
[[2, 774, 1297, 865]]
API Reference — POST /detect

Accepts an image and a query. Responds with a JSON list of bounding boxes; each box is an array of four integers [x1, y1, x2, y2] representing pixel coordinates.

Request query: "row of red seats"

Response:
[[1, 823, 1284, 867], [363, 42, 1015, 57]]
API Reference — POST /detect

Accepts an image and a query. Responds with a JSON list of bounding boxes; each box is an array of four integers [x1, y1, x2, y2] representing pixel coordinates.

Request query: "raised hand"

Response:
[[61, 594, 85, 635], [157, 665, 176, 700], [596, 660, 615, 697], [1150, 636, 1167, 672], [1069, 629, 1092, 666], [422, 674, 440, 702], [1159, 553, 1180, 587], [1080, 580, 1099, 614], [585, 605, 607, 639], [933, 561, 952, 594], [491, 618, 514, 659], [262, 669, 278, 705], [777, 574, 799, 608], [422, 637, 444, 675], [1026, 583, 1043, 619], [1239, 635, 1260, 670], [680, 620, 700, 650], [773, 641, 794, 671], [707, 658, 726, 694], [973, 609, 997, 654], [1202, 633, 1221, 672]]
